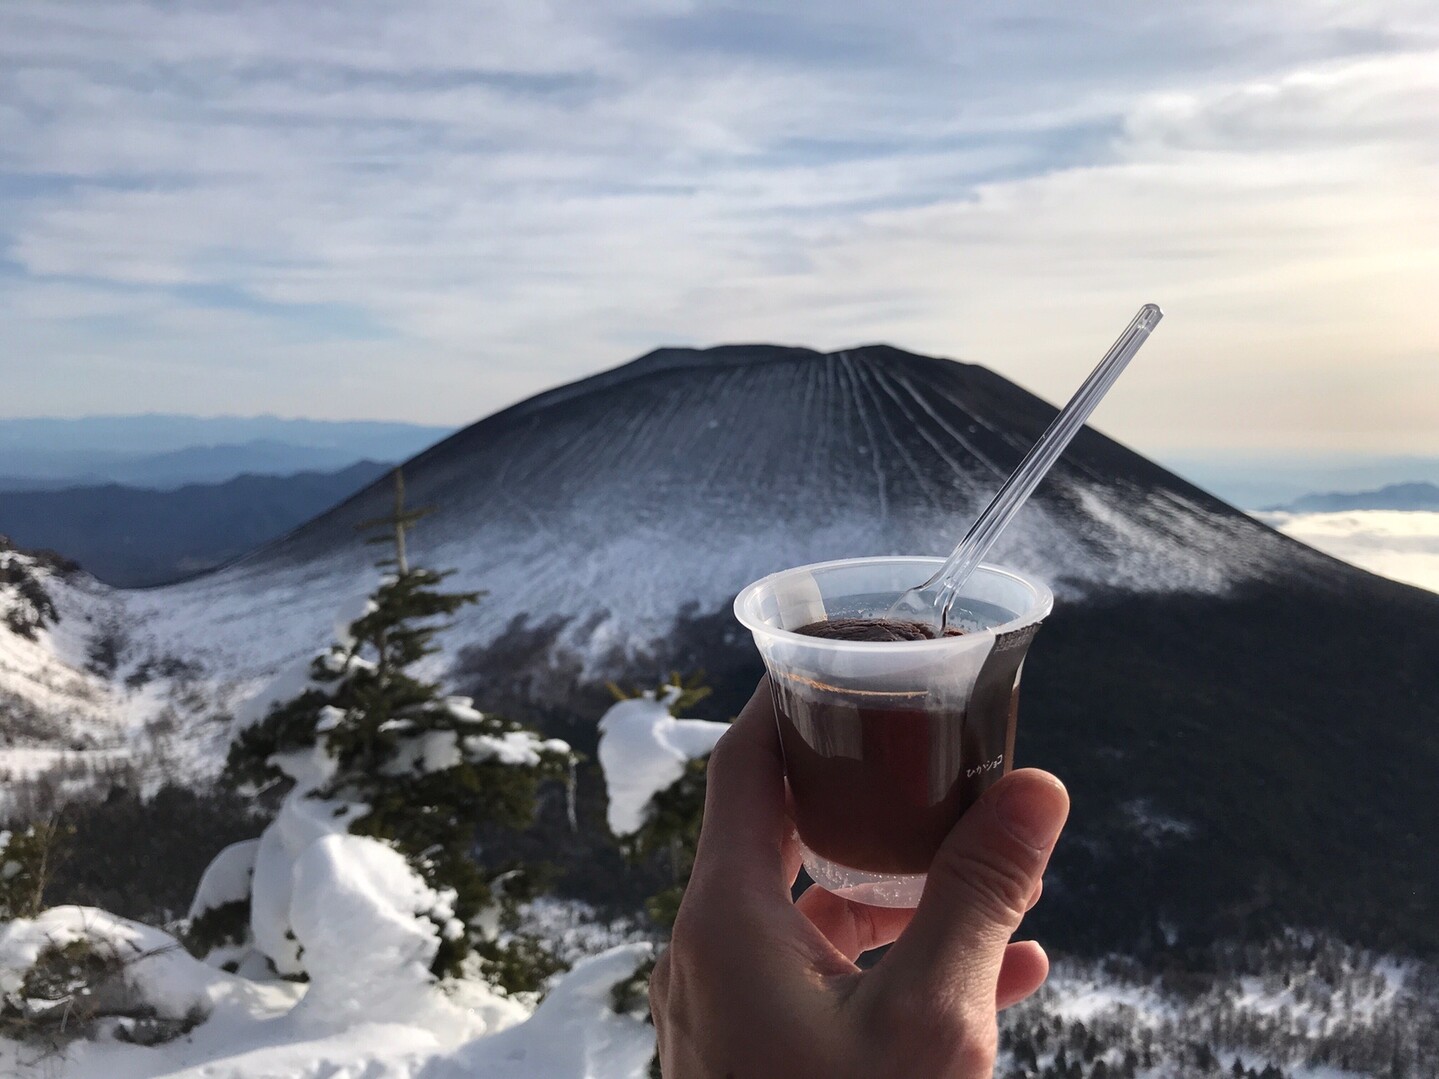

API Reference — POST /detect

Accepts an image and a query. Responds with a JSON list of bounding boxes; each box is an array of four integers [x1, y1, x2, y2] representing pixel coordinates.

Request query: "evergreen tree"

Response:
[[1082, 1029, 1103, 1062], [1186, 1040, 1214, 1071], [217, 470, 575, 988], [1011, 1032, 1040, 1071]]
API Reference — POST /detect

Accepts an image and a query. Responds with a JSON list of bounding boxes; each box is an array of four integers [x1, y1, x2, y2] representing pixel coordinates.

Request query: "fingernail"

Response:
[[995, 775, 1068, 851]]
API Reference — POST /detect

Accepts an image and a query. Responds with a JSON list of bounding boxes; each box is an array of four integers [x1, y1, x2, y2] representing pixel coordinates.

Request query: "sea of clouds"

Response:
[[1256, 509, 1439, 594]]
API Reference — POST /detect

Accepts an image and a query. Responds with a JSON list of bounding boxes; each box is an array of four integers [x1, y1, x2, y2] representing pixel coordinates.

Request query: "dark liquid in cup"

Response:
[[774, 617, 1034, 875]]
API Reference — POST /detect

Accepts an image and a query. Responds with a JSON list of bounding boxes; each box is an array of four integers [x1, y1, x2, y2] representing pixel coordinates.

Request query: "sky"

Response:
[[1, 1, 1436, 457]]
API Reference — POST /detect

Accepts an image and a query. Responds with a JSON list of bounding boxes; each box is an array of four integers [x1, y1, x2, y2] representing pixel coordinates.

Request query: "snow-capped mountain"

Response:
[[0, 343, 1411, 757], [119, 346, 1326, 690], [4, 344, 1437, 956]]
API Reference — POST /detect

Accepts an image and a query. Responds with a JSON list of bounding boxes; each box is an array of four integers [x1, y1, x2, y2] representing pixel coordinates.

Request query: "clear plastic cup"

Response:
[[734, 556, 1052, 908]]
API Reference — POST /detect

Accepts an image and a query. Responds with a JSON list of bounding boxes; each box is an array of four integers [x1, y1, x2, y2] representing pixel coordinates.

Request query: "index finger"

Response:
[[688, 677, 792, 899]]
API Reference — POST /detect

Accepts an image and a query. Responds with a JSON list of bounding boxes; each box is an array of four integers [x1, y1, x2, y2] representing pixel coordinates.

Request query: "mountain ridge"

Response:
[[1268, 480, 1439, 513], [0, 416, 451, 490], [0, 462, 393, 587]]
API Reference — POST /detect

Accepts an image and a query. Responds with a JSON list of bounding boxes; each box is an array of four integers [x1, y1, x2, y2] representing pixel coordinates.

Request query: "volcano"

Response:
[[5, 343, 1437, 956], [123, 344, 1316, 678]]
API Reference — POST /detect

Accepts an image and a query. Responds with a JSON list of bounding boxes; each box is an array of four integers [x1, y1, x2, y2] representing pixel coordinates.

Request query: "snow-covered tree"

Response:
[[200, 471, 576, 991], [598, 675, 727, 933]]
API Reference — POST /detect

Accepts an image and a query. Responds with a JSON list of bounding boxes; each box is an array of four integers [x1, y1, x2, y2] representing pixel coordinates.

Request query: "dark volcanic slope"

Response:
[[134, 345, 1439, 955]]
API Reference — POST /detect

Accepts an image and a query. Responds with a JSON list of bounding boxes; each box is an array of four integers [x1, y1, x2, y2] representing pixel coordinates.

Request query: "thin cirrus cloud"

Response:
[[0, 0, 1436, 456]]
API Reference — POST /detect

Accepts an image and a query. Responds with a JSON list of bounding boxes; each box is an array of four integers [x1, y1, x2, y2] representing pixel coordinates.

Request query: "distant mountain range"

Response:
[[0, 462, 391, 586], [3, 344, 1437, 961], [1161, 453, 1439, 509], [1267, 481, 1439, 513], [0, 415, 452, 490]]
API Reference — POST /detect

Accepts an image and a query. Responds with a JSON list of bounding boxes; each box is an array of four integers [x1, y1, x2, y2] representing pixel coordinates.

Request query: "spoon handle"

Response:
[[926, 303, 1164, 622]]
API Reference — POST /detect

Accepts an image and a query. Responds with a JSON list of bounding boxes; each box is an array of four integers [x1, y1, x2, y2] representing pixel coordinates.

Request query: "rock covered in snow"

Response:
[[187, 840, 259, 923], [597, 688, 729, 837], [186, 838, 261, 971], [288, 834, 465, 1029], [0, 907, 220, 1035], [247, 789, 367, 978]]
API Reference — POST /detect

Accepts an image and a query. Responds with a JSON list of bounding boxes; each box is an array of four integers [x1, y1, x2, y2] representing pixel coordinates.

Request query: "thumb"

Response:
[[876, 769, 1068, 1005]]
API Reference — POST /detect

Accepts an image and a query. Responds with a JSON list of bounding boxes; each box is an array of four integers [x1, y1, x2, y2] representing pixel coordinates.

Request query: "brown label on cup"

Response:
[[958, 622, 1042, 813]]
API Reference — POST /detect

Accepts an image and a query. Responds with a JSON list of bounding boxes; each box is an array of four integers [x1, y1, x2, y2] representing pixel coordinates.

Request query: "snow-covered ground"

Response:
[[0, 688, 689, 1079], [0, 906, 654, 1079], [1254, 509, 1439, 594], [0, 685, 710, 1079], [0, 560, 124, 740], [5, 921, 1432, 1078], [0, 547, 245, 792]]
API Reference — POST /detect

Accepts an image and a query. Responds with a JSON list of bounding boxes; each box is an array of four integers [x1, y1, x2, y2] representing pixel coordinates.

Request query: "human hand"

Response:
[[649, 679, 1069, 1078]]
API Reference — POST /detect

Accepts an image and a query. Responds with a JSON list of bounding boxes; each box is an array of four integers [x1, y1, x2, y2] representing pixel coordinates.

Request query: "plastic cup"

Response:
[[734, 556, 1052, 908]]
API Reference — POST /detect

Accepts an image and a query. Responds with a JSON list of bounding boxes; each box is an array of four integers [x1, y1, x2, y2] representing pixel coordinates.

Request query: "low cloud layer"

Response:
[[1259, 510, 1439, 593], [2, 1, 1436, 454]]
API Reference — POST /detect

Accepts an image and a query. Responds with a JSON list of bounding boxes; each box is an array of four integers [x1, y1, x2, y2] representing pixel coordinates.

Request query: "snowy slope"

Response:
[[0, 544, 246, 789], [0, 550, 120, 741], [0, 905, 653, 1079]]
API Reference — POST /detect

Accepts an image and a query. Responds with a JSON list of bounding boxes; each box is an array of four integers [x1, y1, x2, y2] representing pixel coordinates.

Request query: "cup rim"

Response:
[[732, 555, 1053, 651]]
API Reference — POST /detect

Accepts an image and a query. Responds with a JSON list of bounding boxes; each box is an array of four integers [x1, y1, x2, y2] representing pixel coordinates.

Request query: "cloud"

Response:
[[0, 0, 1436, 451], [1259, 510, 1439, 593]]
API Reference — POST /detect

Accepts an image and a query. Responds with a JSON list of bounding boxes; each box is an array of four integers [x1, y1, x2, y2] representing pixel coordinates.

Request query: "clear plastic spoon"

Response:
[[891, 303, 1164, 630]]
